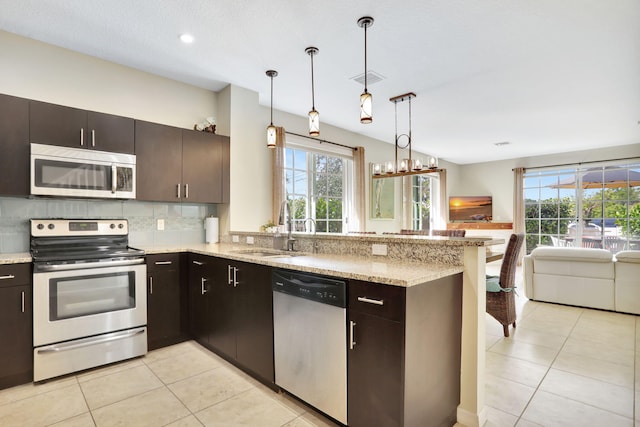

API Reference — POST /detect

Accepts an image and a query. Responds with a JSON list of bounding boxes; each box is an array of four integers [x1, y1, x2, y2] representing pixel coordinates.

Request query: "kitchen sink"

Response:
[[230, 249, 305, 258]]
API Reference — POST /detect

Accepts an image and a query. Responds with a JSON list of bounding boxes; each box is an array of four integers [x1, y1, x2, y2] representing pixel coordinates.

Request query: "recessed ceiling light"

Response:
[[494, 141, 511, 146], [179, 34, 194, 44]]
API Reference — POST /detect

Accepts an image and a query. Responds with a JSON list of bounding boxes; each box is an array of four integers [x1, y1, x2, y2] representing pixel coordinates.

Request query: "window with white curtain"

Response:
[[283, 135, 354, 233], [523, 162, 640, 254]]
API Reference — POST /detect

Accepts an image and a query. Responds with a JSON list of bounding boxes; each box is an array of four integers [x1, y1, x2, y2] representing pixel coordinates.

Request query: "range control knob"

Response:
[[36, 223, 44, 230], [118, 223, 124, 229], [110, 223, 116, 229], [48, 223, 55, 230]]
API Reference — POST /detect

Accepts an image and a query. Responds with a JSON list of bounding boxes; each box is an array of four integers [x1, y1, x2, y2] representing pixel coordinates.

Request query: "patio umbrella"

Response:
[[550, 168, 640, 189]]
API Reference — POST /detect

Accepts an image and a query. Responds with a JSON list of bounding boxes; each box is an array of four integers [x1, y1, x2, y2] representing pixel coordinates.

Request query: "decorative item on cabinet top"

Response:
[[193, 116, 216, 133]]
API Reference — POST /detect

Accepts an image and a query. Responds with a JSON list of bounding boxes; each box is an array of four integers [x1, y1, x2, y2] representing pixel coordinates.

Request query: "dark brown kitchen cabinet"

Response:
[[147, 253, 186, 351], [30, 100, 134, 153], [188, 255, 274, 383], [217, 259, 274, 382], [136, 122, 230, 203], [188, 253, 214, 345], [348, 275, 463, 427], [135, 120, 183, 202], [0, 263, 33, 390], [0, 94, 30, 196]]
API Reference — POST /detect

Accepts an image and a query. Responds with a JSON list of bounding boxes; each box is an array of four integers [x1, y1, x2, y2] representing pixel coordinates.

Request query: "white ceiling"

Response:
[[1, 0, 639, 164]]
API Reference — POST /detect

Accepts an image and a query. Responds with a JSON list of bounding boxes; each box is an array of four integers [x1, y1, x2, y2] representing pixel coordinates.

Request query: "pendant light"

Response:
[[305, 47, 320, 137], [357, 17, 374, 124], [266, 69, 278, 148]]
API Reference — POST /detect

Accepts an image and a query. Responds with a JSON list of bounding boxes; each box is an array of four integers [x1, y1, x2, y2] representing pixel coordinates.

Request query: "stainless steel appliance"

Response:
[[30, 143, 136, 199], [272, 269, 347, 424], [31, 219, 147, 382]]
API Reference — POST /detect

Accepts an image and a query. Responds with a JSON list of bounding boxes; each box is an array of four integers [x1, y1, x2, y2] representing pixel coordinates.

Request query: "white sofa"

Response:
[[523, 247, 640, 315]]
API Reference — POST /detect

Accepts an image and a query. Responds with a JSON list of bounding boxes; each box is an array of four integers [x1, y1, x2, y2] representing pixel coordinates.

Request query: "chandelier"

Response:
[[372, 92, 439, 178]]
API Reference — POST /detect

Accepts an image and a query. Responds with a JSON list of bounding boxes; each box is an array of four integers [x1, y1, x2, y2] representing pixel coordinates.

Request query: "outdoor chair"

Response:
[[486, 233, 525, 337]]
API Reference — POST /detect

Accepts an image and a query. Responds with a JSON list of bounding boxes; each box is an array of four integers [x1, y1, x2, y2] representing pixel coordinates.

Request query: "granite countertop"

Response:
[[0, 253, 32, 265], [140, 243, 464, 287]]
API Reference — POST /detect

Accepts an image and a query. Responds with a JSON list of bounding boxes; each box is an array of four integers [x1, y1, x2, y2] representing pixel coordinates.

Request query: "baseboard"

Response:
[[455, 405, 487, 427]]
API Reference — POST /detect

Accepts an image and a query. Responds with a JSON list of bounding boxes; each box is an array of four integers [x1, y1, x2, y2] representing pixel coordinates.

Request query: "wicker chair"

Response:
[[486, 233, 525, 337], [432, 229, 466, 237]]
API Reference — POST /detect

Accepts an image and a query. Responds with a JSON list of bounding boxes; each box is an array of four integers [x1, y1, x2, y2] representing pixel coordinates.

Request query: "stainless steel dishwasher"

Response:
[[272, 269, 347, 425]]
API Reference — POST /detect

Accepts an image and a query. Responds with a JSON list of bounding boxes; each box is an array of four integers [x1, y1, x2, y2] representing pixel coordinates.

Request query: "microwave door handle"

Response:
[[111, 164, 117, 193]]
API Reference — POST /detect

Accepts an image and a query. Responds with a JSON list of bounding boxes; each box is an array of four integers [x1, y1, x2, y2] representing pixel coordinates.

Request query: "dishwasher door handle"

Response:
[[349, 321, 356, 350]]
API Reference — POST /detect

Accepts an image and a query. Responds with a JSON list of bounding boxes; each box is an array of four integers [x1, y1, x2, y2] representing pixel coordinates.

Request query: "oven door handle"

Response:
[[34, 257, 145, 272], [111, 164, 117, 193], [36, 328, 146, 354]]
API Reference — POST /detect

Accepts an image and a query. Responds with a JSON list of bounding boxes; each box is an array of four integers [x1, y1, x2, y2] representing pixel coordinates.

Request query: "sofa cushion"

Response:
[[614, 250, 640, 264], [530, 247, 613, 262]]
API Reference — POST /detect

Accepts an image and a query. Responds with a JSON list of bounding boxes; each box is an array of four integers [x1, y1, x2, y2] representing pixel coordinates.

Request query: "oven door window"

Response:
[[50, 271, 135, 320], [35, 159, 111, 191]]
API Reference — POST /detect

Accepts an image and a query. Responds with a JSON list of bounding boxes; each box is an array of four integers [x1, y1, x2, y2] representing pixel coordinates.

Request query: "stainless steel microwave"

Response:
[[30, 143, 136, 199]]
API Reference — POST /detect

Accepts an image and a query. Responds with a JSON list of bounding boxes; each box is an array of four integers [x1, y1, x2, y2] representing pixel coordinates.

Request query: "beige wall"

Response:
[[0, 30, 217, 128]]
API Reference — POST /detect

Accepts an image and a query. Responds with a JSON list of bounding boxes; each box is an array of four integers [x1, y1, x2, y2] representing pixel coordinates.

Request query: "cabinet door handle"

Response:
[[0, 274, 15, 280], [21, 291, 25, 313], [154, 261, 172, 265], [184, 184, 189, 199], [201, 277, 208, 295], [349, 321, 356, 350], [111, 164, 117, 193], [80, 128, 84, 146], [149, 276, 153, 294], [233, 267, 238, 287], [357, 296, 384, 306], [192, 260, 204, 266], [91, 129, 96, 147], [177, 183, 181, 198], [227, 265, 232, 285]]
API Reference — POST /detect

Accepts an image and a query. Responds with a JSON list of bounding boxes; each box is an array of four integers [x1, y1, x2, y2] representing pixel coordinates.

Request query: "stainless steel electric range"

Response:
[[30, 219, 147, 382]]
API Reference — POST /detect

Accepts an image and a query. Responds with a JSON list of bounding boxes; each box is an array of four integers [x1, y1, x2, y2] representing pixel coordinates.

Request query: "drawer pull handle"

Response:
[[357, 296, 384, 306], [0, 274, 15, 280], [154, 261, 172, 265], [192, 260, 204, 266], [349, 321, 356, 350]]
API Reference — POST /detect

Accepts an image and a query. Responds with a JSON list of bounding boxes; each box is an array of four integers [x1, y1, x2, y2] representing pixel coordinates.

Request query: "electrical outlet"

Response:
[[246, 236, 255, 244], [156, 219, 165, 231], [232, 235, 240, 243], [372, 244, 388, 256]]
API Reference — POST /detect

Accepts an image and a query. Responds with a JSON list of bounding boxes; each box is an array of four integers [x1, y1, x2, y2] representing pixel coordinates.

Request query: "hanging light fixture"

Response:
[[305, 47, 320, 137], [265, 69, 278, 148], [372, 92, 439, 178], [357, 16, 374, 124]]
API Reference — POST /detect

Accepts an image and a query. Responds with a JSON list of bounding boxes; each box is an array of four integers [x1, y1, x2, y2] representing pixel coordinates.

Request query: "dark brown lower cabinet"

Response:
[[0, 263, 33, 390], [189, 255, 274, 384], [348, 274, 463, 427], [147, 253, 187, 350]]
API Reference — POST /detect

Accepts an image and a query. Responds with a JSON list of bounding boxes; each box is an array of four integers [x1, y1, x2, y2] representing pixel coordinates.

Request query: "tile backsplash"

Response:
[[0, 196, 217, 253]]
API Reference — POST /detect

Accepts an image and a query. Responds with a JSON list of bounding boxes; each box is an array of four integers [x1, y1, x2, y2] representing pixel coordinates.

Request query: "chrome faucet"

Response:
[[304, 218, 318, 253], [278, 201, 296, 251]]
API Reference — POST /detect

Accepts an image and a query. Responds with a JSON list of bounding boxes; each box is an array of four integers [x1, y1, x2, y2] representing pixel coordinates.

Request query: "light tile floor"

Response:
[[484, 265, 638, 427], [0, 266, 637, 426]]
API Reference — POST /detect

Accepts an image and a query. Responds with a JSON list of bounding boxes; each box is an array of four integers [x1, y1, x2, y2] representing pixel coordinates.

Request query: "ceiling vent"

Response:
[[351, 71, 385, 86]]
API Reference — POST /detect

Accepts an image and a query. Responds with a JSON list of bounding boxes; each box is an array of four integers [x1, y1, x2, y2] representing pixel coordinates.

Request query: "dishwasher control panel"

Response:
[[272, 269, 347, 308]]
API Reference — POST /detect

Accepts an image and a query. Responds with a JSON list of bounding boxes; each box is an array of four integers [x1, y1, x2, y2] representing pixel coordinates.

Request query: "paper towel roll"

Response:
[[205, 217, 219, 243]]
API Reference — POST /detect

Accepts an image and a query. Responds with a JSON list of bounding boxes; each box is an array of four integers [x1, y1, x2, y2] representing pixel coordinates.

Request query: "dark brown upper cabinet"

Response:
[[0, 94, 30, 196], [135, 120, 229, 203], [30, 100, 134, 154]]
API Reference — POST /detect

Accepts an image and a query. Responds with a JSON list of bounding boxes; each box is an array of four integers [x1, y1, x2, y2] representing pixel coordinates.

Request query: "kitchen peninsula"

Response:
[[1, 233, 500, 427], [142, 232, 500, 427]]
